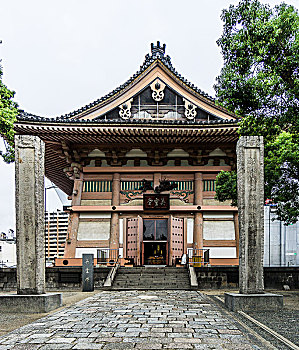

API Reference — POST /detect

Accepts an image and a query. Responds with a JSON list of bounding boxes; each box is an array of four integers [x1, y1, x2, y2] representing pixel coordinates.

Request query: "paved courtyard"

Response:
[[0, 291, 261, 350]]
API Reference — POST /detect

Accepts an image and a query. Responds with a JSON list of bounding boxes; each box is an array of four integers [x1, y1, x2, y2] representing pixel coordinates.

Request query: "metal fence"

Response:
[[97, 249, 120, 266], [187, 248, 210, 267]]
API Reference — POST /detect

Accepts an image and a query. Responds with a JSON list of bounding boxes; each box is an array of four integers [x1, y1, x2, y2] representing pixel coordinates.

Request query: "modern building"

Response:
[[44, 211, 69, 262], [0, 237, 16, 267], [264, 206, 299, 267], [15, 42, 241, 266]]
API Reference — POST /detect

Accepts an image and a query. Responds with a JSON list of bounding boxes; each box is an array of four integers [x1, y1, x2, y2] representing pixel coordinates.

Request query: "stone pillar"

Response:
[[225, 136, 283, 311], [15, 135, 45, 295], [110, 173, 120, 250], [237, 136, 264, 294], [193, 172, 203, 250]]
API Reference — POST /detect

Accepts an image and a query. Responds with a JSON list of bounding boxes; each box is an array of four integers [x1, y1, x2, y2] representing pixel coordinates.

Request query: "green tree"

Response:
[[0, 44, 18, 163], [214, 0, 299, 224]]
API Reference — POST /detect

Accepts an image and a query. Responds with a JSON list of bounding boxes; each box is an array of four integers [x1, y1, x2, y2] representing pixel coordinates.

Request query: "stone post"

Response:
[[225, 136, 283, 311], [82, 254, 94, 292], [193, 172, 203, 251], [110, 173, 120, 251], [237, 136, 264, 294], [15, 135, 45, 295], [225, 136, 282, 311]]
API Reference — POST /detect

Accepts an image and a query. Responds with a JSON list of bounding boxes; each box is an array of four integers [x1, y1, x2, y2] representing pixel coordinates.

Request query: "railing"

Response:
[[97, 249, 120, 266], [0, 261, 16, 268], [187, 248, 210, 267]]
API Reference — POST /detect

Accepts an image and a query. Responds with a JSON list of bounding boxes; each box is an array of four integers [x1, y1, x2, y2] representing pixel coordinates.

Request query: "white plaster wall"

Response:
[[187, 218, 194, 244], [77, 221, 110, 240], [80, 213, 111, 219], [119, 218, 124, 244], [119, 247, 124, 258], [81, 200, 111, 206], [203, 213, 233, 219], [203, 221, 235, 240], [205, 247, 237, 258], [203, 199, 232, 206], [75, 248, 100, 258]]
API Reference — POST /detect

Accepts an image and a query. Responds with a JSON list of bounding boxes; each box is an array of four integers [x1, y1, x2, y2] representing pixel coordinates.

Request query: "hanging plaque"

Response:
[[143, 194, 170, 210]]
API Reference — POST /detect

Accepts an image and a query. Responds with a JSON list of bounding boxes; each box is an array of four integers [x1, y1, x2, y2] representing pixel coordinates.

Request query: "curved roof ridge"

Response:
[[18, 42, 236, 122], [55, 41, 230, 121]]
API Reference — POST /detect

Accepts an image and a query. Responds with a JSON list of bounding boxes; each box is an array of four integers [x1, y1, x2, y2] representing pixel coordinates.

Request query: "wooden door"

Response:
[[169, 216, 184, 266], [127, 216, 142, 265]]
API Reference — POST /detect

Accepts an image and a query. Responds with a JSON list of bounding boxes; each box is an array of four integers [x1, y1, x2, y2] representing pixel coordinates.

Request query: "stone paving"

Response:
[[0, 291, 261, 350]]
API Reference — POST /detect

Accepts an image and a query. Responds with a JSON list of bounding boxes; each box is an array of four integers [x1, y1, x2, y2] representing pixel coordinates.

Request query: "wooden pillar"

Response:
[[64, 178, 83, 258], [193, 172, 203, 251], [110, 173, 120, 250]]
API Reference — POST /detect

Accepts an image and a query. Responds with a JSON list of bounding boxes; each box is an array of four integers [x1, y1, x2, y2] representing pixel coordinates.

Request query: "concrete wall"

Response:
[[2, 267, 297, 291], [194, 266, 299, 289], [0, 267, 110, 291]]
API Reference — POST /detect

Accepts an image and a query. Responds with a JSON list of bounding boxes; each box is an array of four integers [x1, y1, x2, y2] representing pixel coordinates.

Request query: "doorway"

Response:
[[143, 242, 167, 265], [142, 219, 168, 265]]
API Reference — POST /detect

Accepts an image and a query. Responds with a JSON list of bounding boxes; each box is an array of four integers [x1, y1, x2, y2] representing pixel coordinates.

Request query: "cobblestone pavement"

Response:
[[0, 291, 261, 350]]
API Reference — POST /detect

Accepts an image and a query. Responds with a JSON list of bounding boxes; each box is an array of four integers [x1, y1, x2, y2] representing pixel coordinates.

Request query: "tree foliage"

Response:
[[215, 171, 238, 206], [0, 56, 18, 163], [214, 0, 299, 224]]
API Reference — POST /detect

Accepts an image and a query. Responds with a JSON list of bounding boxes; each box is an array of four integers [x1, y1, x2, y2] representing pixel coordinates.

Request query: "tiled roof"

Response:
[[17, 42, 236, 122], [18, 110, 240, 126]]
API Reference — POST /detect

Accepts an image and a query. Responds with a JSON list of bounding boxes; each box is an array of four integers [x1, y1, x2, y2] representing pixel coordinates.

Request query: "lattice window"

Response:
[[203, 180, 216, 191], [171, 181, 193, 191], [83, 181, 112, 192], [121, 181, 153, 191]]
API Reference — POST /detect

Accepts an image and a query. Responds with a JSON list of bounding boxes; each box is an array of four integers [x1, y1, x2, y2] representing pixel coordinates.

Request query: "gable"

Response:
[[77, 65, 235, 122]]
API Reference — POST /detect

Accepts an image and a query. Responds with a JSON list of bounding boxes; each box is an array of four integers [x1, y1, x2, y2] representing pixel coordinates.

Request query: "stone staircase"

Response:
[[110, 266, 191, 290]]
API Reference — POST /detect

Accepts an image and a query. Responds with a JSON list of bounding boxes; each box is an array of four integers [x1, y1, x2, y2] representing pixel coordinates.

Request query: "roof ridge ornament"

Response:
[[151, 41, 166, 57]]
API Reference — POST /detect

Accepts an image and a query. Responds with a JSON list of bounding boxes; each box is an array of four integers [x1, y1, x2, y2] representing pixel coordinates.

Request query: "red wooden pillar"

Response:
[[110, 173, 120, 251], [193, 172, 203, 251]]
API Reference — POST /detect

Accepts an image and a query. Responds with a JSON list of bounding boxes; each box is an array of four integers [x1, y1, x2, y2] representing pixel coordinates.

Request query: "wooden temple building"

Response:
[[15, 42, 240, 267]]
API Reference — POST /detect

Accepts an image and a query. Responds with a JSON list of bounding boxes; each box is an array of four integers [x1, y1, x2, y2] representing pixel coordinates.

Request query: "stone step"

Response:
[[111, 267, 191, 290]]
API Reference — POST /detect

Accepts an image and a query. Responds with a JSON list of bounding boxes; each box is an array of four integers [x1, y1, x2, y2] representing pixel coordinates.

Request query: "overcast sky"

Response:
[[0, 0, 297, 233]]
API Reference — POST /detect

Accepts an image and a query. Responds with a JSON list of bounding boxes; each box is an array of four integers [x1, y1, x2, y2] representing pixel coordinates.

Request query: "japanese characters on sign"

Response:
[[143, 194, 170, 210], [82, 254, 94, 292]]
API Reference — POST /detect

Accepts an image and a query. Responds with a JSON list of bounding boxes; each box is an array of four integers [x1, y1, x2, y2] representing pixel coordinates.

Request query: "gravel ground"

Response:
[[247, 291, 299, 346], [207, 290, 299, 350]]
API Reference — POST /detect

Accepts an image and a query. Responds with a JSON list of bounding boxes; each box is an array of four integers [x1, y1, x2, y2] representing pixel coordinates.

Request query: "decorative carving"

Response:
[[120, 190, 143, 202], [183, 98, 197, 120], [63, 162, 82, 180], [155, 179, 178, 193], [139, 179, 154, 192], [119, 98, 133, 119], [170, 190, 194, 203], [150, 79, 166, 102]]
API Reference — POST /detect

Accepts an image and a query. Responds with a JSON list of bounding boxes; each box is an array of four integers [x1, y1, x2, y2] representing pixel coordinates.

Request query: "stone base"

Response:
[[225, 292, 283, 312], [0, 293, 62, 313]]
